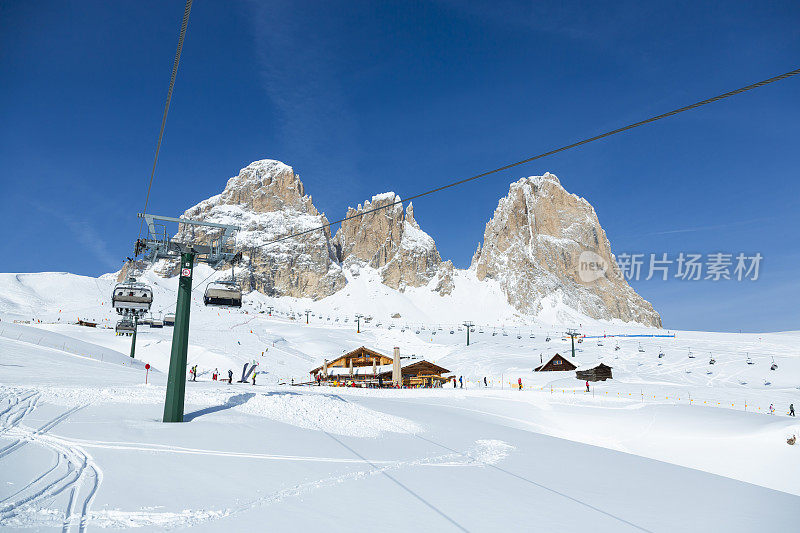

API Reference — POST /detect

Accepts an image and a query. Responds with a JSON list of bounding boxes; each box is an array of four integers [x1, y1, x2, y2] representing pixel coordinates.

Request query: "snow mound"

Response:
[[234, 392, 422, 437]]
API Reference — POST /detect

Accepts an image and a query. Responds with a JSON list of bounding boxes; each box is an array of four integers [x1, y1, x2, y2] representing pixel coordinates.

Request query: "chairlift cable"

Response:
[[156, 66, 800, 308], [253, 67, 800, 250], [137, 0, 193, 240]]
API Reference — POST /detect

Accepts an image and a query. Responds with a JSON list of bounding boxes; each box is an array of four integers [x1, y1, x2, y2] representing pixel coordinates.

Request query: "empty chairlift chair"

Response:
[[203, 280, 242, 308], [164, 313, 176, 326], [112, 279, 153, 315], [115, 318, 135, 336]]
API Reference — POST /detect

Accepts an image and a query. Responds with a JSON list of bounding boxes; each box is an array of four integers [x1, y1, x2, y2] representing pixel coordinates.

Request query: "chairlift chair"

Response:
[[112, 279, 153, 315], [502, 331, 508, 337], [164, 313, 176, 326], [771, 357, 778, 371], [746, 353, 754, 365], [614, 343, 620, 351], [638, 343, 645, 353], [203, 280, 242, 307], [115, 318, 135, 336]]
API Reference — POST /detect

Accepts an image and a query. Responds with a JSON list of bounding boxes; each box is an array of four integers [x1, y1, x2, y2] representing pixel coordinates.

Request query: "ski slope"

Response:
[[1, 270, 799, 531]]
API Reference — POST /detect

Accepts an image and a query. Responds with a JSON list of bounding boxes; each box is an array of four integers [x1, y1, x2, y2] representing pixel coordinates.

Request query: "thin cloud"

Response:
[[31, 201, 119, 270], [246, 1, 361, 203], [646, 216, 779, 236]]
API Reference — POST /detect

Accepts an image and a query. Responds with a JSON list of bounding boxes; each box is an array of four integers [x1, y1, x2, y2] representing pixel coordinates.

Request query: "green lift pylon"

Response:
[[163, 252, 195, 423], [129, 315, 138, 358]]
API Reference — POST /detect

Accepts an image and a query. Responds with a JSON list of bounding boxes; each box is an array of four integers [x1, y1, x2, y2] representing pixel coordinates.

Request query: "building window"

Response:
[[554, 360, 562, 365]]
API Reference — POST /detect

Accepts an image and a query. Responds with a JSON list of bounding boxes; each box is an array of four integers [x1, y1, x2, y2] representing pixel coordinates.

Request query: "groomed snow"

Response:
[[1, 270, 799, 531]]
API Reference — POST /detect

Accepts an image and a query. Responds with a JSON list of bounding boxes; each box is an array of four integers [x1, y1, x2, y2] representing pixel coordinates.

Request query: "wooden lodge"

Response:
[[310, 346, 452, 388], [534, 353, 577, 372], [576, 363, 613, 382], [77, 319, 97, 328]]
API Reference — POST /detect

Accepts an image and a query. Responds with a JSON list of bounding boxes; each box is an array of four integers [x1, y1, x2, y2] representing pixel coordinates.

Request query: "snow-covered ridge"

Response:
[[148, 159, 660, 327]]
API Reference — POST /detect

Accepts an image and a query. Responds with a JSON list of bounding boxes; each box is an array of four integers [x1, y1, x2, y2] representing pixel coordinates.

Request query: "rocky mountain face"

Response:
[[140, 159, 660, 325], [332, 194, 443, 291], [470, 173, 662, 327], [174, 160, 345, 299]]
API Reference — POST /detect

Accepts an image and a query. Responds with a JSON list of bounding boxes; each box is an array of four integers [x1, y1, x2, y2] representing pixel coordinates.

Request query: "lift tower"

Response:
[[463, 321, 474, 346], [566, 328, 581, 359], [135, 213, 240, 423]]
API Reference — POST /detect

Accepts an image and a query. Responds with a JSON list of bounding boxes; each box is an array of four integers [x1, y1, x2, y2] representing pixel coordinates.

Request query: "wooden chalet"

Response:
[[576, 363, 613, 382], [310, 346, 452, 388], [534, 353, 577, 372], [77, 319, 97, 328]]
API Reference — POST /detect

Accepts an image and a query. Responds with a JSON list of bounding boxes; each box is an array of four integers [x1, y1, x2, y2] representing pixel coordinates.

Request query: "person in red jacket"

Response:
[[586, 380, 590, 392], [518, 377, 522, 390]]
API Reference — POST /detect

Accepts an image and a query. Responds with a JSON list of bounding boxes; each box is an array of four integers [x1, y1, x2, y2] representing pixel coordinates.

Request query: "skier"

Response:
[[453, 377, 457, 388], [459, 376, 463, 389], [213, 368, 219, 381], [252, 372, 256, 386], [586, 380, 590, 393], [790, 403, 795, 417], [227, 369, 233, 384], [192, 365, 198, 382], [518, 377, 522, 390], [483, 376, 488, 388], [769, 403, 775, 415]]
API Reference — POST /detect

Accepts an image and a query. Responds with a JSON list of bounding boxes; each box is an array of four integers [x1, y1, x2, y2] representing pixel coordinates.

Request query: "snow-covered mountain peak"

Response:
[[472, 173, 661, 327], [143, 158, 659, 326]]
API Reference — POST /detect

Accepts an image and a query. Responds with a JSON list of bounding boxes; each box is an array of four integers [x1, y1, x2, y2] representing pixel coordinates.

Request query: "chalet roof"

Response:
[[535, 352, 579, 371], [324, 358, 451, 377], [310, 346, 391, 374]]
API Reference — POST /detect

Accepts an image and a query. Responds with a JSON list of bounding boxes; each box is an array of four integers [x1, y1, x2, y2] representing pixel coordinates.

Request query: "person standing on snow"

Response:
[[769, 403, 775, 415], [213, 368, 218, 381], [518, 377, 522, 391], [227, 369, 233, 384], [790, 404, 795, 417], [586, 381, 590, 393], [453, 377, 457, 388], [252, 371, 256, 386], [484, 376, 488, 388], [459, 376, 463, 389], [191, 365, 198, 382]]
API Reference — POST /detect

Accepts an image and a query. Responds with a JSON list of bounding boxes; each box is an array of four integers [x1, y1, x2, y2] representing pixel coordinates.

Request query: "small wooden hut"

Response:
[[534, 353, 577, 372], [576, 363, 613, 382]]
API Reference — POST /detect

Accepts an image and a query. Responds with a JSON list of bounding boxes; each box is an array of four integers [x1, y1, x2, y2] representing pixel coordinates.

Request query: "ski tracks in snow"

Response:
[[0, 387, 101, 532]]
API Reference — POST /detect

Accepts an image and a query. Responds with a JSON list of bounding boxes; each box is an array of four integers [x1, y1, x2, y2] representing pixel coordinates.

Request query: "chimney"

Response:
[[323, 359, 328, 379], [349, 357, 354, 376], [392, 347, 401, 387]]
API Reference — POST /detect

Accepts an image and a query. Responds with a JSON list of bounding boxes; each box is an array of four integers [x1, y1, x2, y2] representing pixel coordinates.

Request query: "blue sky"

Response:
[[1, 0, 798, 332]]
